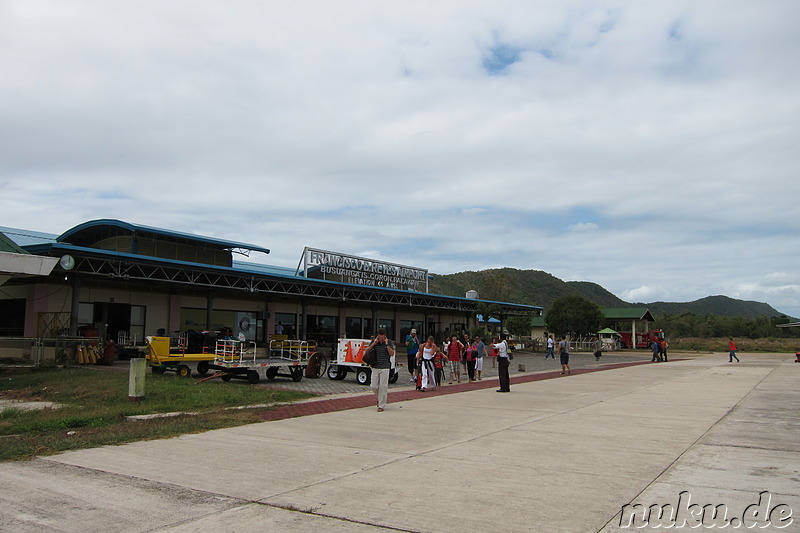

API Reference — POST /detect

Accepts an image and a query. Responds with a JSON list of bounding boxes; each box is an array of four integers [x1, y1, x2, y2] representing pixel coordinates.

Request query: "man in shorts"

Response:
[[559, 336, 571, 375], [473, 335, 486, 380]]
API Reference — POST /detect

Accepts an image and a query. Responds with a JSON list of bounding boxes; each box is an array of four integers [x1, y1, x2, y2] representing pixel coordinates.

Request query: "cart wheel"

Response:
[[314, 355, 328, 378], [266, 367, 279, 380], [177, 365, 192, 378], [305, 353, 328, 378], [221, 373, 232, 382], [388, 369, 399, 384], [247, 370, 260, 384], [356, 368, 371, 386], [291, 367, 303, 382], [328, 365, 346, 380], [151, 366, 165, 375], [327, 364, 338, 380], [196, 361, 210, 376]]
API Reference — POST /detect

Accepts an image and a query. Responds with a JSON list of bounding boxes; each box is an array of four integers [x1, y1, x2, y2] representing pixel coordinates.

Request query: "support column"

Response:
[[206, 291, 214, 331], [300, 300, 307, 340], [168, 291, 181, 333], [69, 276, 81, 336], [338, 304, 347, 339]]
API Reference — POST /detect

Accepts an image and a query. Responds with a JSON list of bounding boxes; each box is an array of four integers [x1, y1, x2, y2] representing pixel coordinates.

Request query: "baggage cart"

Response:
[[209, 339, 314, 384], [327, 338, 399, 385]]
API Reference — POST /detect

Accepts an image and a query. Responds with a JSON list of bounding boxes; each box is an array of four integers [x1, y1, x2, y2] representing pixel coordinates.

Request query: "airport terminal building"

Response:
[[0, 219, 540, 354]]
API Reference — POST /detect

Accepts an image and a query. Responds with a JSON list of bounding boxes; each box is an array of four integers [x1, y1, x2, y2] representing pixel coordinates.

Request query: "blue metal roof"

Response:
[[6, 221, 540, 313], [0, 226, 58, 247], [57, 219, 270, 255]]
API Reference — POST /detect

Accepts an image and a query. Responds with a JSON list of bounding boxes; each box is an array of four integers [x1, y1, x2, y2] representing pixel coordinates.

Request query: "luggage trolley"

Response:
[[327, 338, 399, 385], [211, 339, 314, 384]]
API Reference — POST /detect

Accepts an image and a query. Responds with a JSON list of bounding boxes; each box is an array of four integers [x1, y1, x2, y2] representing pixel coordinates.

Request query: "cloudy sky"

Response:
[[2, 1, 799, 316]]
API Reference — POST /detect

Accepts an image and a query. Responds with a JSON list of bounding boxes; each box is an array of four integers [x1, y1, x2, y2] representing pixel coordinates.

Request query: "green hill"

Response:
[[642, 296, 782, 319], [429, 269, 784, 318]]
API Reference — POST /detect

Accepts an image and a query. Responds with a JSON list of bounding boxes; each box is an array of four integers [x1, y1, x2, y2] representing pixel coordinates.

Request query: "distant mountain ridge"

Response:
[[429, 268, 786, 319]]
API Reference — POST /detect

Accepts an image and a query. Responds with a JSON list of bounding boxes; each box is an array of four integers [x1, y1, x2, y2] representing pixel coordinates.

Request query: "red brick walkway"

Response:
[[259, 360, 664, 421]]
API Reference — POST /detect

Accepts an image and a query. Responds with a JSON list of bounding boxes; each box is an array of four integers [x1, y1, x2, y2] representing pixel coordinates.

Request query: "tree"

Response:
[[545, 295, 603, 337], [506, 315, 532, 336], [475, 302, 501, 329]]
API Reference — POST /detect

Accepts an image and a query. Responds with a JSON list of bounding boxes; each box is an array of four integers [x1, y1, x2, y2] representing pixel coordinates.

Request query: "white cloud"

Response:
[[568, 222, 599, 233], [1, 0, 799, 316], [621, 286, 665, 303]]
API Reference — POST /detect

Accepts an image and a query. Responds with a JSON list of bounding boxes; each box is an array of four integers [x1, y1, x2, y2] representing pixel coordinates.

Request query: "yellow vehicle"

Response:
[[145, 336, 215, 377]]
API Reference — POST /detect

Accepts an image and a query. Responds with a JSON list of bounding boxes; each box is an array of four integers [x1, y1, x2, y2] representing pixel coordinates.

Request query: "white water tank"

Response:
[[466, 290, 478, 299]]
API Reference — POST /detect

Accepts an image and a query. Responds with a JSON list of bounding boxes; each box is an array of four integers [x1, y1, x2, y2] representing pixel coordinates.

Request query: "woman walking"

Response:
[[473, 335, 486, 380], [447, 334, 464, 384], [464, 338, 476, 382], [417, 336, 439, 391]]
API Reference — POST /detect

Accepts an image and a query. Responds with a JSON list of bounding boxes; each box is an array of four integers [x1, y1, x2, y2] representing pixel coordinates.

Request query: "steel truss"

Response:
[[57, 254, 538, 317]]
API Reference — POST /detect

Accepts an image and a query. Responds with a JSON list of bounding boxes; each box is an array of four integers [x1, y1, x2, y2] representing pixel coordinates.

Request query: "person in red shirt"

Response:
[[728, 338, 740, 362], [446, 334, 464, 384], [433, 348, 445, 387]]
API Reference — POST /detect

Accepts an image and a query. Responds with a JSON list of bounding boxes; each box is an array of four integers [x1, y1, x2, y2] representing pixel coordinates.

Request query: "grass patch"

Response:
[[668, 337, 800, 353], [0, 367, 315, 461]]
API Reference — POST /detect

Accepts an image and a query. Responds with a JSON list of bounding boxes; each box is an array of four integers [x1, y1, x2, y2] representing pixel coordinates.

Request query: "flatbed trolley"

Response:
[[144, 336, 215, 377], [209, 339, 314, 384]]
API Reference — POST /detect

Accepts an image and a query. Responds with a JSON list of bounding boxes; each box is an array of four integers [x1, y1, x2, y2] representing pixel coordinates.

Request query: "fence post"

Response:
[[128, 357, 146, 402]]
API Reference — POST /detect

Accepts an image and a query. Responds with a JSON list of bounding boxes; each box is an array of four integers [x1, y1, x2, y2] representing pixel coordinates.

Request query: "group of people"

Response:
[[650, 337, 670, 362], [544, 334, 573, 375], [404, 330, 512, 393]]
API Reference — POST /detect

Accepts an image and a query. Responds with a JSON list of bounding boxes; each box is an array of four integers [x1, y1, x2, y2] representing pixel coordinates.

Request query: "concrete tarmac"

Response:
[[1, 352, 798, 532]]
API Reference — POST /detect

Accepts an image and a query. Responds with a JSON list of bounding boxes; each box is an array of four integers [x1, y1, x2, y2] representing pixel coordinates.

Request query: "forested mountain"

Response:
[[642, 296, 782, 319], [429, 268, 786, 319]]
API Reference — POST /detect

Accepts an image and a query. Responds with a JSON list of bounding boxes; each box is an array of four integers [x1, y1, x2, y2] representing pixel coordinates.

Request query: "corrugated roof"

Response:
[[58, 219, 270, 255], [0, 226, 58, 248], [603, 308, 655, 321], [0, 231, 30, 254]]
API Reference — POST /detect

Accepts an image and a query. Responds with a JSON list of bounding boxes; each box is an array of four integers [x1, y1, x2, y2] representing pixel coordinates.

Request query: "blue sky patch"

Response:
[[482, 43, 524, 75]]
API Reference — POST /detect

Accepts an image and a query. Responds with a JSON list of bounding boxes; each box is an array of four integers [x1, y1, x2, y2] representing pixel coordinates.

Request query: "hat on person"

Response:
[[410, 329, 416, 334]]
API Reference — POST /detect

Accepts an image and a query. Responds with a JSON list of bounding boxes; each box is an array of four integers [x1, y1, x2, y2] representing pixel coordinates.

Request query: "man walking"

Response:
[[728, 338, 740, 362], [405, 329, 420, 382], [367, 329, 395, 412], [545, 334, 555, 359], [651, 340, 662, 362]]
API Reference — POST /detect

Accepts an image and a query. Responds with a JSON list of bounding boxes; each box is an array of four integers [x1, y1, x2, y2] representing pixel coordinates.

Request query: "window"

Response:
[[129, 305, 146, 344], [274, 312, 297, 339], [306, 315, 337, 346], [0, 299, 25, 336], [77, 302, 93, 328], [400, 320, 424, 341], [345, 317, 362, 339], [378, 319, 394, 340]]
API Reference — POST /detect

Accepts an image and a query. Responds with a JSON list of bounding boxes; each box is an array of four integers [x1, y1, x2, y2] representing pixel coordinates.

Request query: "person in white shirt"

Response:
[[493, 334, 510, 392]]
